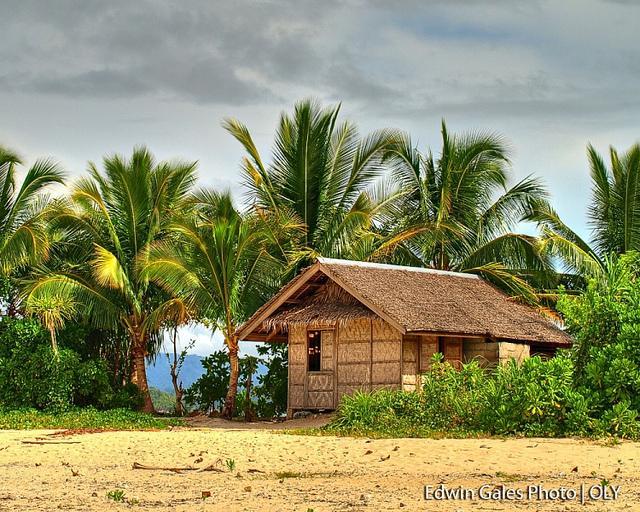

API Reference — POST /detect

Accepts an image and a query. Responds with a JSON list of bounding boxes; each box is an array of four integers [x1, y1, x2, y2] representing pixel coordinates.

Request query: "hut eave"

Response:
[[263, 302, 377, 333]]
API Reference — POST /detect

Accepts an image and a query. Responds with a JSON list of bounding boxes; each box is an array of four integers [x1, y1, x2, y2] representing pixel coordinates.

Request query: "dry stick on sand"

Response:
[[21, 440, 81, 445], [132, 461, 225, 474]]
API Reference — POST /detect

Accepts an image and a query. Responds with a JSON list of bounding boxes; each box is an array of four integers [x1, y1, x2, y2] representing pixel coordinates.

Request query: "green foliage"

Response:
[[254, 343, 288, 417], [328, 353, 637, 440], [478, 356, 590, 437], [224, 98, 398, 262], [587, 145, 640, 255], [185, 348, 287, 418], [185, 351, 230, 413], [106, 490, 126, 503], [380, 122, 552, 300], [0, 408, 181, 430], [149, 387, 178, 412], [0, 317, 138, 411], [0, 146, 65, 277], [558, 252, 640, 437], [23, 146, 199, 412]]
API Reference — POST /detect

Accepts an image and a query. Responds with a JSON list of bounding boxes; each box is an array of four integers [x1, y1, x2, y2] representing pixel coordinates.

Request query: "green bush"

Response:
[[478, 355, 591, 436], [186, 349, 287, 418], [185, 351, 231, 414], [559, 252, 640, 433], [328, 353, 636, 439], [0, 317, 138, 411]]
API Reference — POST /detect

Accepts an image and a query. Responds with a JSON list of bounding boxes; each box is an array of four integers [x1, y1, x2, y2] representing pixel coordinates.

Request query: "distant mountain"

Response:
[[146, 354, 205, 392]]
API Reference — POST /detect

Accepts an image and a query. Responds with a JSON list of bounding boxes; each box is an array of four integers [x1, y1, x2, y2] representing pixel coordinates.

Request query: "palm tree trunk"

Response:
[[130, 331, 155, 414], [221, 335, 239, 419], [48, 326, 60, 360]]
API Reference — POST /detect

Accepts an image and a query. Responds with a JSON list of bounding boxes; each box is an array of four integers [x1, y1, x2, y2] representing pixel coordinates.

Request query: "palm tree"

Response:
[[24, 147, 197, 412], [143, 190, 282, 418], [588, 143, 640, 255], [378, 121, 553, 300], [223, 98, 400, 262], [0, 146, 64, 314], [526, 199, 604, 286], [26, 294, 76, 358], [528, 143, 640, 285]]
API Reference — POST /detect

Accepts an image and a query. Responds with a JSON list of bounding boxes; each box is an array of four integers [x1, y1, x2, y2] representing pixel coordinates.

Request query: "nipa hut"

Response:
[[236, 258, 572, 417]]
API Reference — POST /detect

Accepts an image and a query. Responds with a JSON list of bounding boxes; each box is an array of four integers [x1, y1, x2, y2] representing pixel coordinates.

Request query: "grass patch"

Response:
[[0, 408, 183, 430], [285, 424, 489, 440]]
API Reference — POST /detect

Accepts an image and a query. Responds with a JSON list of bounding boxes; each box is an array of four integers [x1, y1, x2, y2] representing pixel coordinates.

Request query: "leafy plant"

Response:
[[0, 408, 181, 430], [23, 147, 198, 412], [144, 191, 286, 418], [106, 490, 126, 502], [327, 352, 634, 439], [380, 122, 552, 300]]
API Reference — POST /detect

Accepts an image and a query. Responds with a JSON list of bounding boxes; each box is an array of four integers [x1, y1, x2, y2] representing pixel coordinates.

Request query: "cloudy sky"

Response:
[[2, 0, 638, 354]]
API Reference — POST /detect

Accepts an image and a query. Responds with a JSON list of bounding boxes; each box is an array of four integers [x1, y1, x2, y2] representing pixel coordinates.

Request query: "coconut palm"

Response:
[[143, 190, 282, 418], [526, 199, 604, 285], [378, 121, 553, 300], [24, 147, 197, 412], [528, 143, 640, 285], [0, 146, 64, 314], [223, 98, 400, 262], [587, 143, 640, 255]]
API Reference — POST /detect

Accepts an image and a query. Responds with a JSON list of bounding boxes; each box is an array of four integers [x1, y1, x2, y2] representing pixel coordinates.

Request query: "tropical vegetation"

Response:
[[0, 98, 639, 436]]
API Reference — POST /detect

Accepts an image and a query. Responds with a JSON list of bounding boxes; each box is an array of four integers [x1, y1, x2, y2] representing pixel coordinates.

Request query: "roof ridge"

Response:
[[317, 257, 480, 279]]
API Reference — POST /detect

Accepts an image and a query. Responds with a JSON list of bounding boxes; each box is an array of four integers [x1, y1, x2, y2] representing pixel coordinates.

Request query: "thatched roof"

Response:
[[237, 258, 573, 346], [264, 281, 377, 330]]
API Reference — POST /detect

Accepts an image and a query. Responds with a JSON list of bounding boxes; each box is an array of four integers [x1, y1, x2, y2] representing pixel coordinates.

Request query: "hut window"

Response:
[[307, 330, 321, 372]]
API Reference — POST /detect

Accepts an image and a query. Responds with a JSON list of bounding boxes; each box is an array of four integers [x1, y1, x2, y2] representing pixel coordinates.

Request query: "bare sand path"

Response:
[[0, 426, 638, 511]]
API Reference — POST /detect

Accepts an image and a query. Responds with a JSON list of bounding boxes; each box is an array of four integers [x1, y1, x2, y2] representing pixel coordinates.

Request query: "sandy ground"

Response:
[[0, 423, 639, 511]]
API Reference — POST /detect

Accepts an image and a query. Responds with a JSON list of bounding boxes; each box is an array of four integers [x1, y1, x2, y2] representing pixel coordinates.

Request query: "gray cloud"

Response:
[[1, 0, 640, 240], [0, 0, 333, 103], [2, 0, 639, 355]]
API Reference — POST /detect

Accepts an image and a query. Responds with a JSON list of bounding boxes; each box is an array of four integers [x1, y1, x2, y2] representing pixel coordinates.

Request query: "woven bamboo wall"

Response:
[[288, 324, 306, 408], [337, 319, 370, 401], [463, 340, 498, 366], [498, 341, 530, 364], [402, 336, 418, 391], [336, 318, 402, 401], [419, 336, 438, 372]]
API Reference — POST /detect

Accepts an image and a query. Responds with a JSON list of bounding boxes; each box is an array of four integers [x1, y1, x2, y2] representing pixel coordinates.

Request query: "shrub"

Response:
[[185, 351, 231, 414], [478, 355, 591, 436], [327, 353, 632, 439], [186, 349, 286, 418], [0, 317, 136, 411]]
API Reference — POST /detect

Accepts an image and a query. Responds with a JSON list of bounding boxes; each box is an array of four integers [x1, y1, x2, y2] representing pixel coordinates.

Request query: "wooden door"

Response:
[[305, 330, 335, 409], [442, 337, 463, 369]]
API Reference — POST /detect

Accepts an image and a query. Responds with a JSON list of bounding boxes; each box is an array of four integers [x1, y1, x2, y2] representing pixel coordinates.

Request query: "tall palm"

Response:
[[24, 147, 197, 412], [588, 143, 640, 255], [379, 121, 553, 300], [0, 146, 64, 313], [143, 190, 281, 418], [526, 199, 604, 285], [528, 143, 640, 284], [223, 98, 400, 262]]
